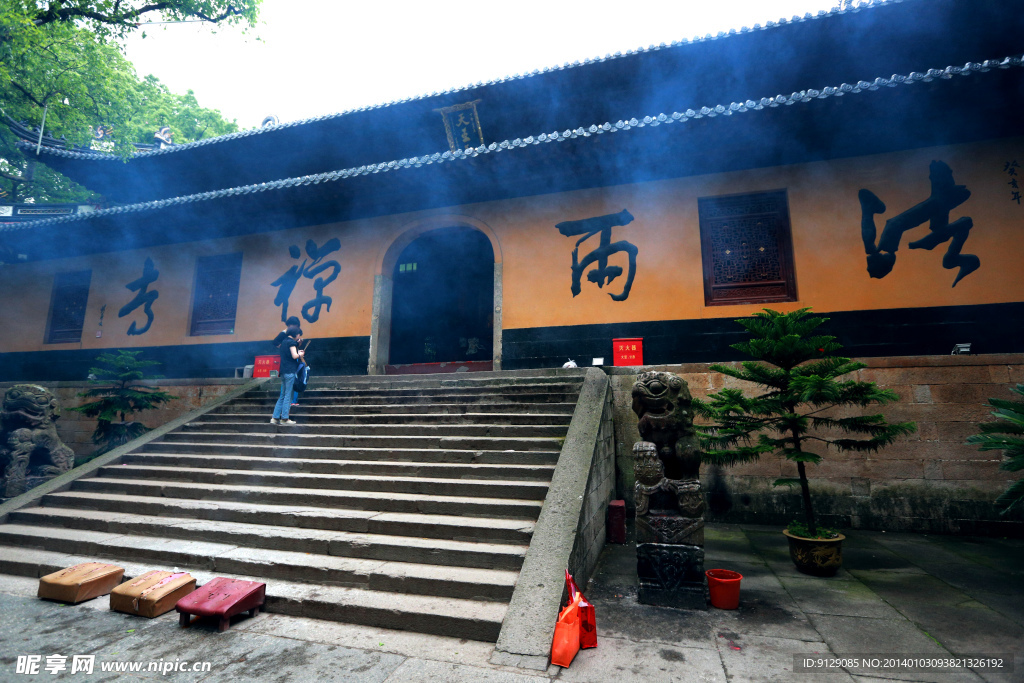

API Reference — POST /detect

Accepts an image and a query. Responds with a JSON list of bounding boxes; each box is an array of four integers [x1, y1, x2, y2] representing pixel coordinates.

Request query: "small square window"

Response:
[[697, 189, 797, 306]]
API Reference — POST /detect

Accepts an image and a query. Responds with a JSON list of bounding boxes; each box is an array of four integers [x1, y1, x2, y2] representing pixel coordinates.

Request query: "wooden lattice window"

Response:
[[45, 270, 91, 344], [190, 252, 243, 336], [698, 189, 797, 306]]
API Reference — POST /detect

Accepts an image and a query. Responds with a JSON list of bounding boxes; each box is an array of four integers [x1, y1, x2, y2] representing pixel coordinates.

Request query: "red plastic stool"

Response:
[[175, 577, 266, 632]]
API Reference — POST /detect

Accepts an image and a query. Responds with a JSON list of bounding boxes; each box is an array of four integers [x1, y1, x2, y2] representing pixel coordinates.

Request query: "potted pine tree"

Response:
[[71, 350, 177, 462], [967, 384, 1024, 515], [695, 308, 916, 576]]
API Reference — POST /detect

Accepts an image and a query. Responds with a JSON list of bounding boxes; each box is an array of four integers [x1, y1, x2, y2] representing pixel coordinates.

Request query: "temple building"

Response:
[[1, 0, 1022, 381]]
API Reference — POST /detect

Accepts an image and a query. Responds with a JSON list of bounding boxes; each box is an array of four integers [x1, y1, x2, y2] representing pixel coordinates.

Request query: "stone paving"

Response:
[[0, 523, 1021, 682]]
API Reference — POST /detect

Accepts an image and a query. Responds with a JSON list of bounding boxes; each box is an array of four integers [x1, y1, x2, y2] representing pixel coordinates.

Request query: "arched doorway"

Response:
[[386, 226, 495, 372]]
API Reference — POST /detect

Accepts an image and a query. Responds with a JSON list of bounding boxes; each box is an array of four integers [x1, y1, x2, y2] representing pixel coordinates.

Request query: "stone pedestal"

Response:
[[637, 543, 709, 609]]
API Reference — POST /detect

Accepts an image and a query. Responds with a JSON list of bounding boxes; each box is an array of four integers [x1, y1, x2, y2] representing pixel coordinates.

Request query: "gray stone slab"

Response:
[[849, 571, 1024, 666], [964, 588, 1024, 630], [705, 526, 763, 566], [838, 538, 924, 574], [0, 592, 169, 668], [779, 576, 904, 619], [585, 586, 718, 649], [916, 536, 1024, 577], [709, 588, 823, 641], [383, 658, 547, 682], [586, 542, 637, 589], [708, 561, 787, 595], [869, 534, 975, 569], [715, 634, 850, 683], [242, 613, 498, 669], [559, 636, 725, 682], [807, 614, 984, 683], [89, 621, 405, 683]]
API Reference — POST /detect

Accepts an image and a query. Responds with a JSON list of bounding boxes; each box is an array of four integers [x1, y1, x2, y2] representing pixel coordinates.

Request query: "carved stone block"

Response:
[[636, 513, 705, 546], [636, 542, 708, 610]]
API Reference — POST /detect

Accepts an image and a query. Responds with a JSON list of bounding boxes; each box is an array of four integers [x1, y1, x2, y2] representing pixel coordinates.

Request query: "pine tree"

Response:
[[694, 308, 916, 538], [70, 350, 177, 457], [966, 384, 1024, 514]]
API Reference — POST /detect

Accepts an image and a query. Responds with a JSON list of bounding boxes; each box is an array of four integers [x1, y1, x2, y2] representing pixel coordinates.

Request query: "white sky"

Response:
[[123, 0, 842, 130]]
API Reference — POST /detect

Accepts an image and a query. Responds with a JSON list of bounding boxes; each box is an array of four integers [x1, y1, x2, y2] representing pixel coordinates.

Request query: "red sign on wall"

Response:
[[253, 355, 281, 378], [613, 338, 643, 366]]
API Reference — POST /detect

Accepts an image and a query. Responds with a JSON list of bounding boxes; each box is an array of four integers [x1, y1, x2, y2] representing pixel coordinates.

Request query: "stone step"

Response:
[[156, 431, 564, 452], [134, 441, 560, 465], [95, 465, 550, 500], [244, 382, 583, 398], [0, 545, 506, 640], [177, 421, 569, 438], [213, 402, 578, 415], [70, 477, 544, 519], [6, 510, 527, 573], [201, 411, 573, 426], [231, 392, 579, 406], [306, 372, 583, 389], [40, 491, 536, 545], [121, 453, 555, 481]]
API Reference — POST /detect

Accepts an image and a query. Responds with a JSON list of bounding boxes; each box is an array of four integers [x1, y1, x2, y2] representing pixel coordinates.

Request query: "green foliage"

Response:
[[967, 384, 1024, 515], [9, 0, 259, 41], [785, 521, 840, 540], [70, 350, 176, 455], [695, 308, 916, 536], [0, 0, 255, 202]]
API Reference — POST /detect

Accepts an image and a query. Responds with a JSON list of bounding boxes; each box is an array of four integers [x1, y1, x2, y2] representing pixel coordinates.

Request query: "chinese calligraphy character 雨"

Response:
[[556, 209, 638, 301]]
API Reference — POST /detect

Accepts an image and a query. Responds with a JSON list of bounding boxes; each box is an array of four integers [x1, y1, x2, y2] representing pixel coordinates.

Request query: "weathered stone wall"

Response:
[[608, 354, 1024, 536], [568, 385, 616, 587], [0, 379, 250, 462]]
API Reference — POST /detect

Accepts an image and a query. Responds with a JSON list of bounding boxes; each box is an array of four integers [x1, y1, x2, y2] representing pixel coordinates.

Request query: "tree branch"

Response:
[[8, 80, 46, 108], [35, 2, 244, 28]]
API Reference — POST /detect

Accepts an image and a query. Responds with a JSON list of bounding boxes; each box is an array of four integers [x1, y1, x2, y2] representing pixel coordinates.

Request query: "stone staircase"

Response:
[[0, 371, 587, 641]]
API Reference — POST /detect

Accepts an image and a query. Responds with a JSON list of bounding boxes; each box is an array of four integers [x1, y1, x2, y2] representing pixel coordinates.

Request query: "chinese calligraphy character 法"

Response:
[[118, 257, 159, 335], [556, 209, 638, 301], [858, 160, 979, 288], [271, 238, 342, 324], [1005, 160, 1021, 205]]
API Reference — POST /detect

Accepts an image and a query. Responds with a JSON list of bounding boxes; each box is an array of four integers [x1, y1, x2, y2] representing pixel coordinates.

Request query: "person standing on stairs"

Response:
[[270, 321, 304, 425]]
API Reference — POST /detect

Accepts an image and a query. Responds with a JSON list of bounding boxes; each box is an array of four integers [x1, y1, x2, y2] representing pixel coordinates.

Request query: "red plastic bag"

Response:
[[565, 570, 597, 649], [551, 594, 582, 667]]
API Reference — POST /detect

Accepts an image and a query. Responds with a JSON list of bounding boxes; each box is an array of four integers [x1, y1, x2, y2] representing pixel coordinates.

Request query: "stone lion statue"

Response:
[[0, 385, 75, 499], [631, 371, 701, 480], [631, 370, 708, 608]]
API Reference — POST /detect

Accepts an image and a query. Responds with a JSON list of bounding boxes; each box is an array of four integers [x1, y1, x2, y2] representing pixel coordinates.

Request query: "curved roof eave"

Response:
[[4, 51, 1017, 235], [14, 0, 903, 162]]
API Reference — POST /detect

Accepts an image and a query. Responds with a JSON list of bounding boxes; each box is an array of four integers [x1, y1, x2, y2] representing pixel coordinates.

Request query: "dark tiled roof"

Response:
[[5, 53, 1017, 233], [16, 0, 904, 162]]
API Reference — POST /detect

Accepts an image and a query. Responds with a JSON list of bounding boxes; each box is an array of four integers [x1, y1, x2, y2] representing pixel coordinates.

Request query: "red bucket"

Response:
[[706, 569, 743, 609]]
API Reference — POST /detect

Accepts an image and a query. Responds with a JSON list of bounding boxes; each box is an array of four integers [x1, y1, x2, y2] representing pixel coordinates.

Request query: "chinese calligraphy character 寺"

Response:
[[118, 257, 159, 335]]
